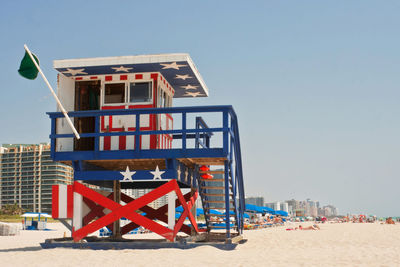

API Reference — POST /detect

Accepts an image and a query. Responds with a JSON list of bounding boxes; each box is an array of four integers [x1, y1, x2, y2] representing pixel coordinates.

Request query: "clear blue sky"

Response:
[[1, 1, 399, 216]]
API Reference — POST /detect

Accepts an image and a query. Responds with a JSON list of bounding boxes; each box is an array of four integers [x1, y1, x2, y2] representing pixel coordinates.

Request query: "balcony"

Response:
[[47, 105, 239, 164]]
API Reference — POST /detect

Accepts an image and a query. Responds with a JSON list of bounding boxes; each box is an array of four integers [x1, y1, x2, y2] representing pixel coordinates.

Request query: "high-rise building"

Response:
[[122, 188, 168, 209], [0, 144, 73, 213], [245, 196, 264, 207]]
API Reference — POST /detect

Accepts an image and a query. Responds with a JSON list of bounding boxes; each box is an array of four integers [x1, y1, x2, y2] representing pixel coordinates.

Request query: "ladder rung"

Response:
[[200, 179, 224, 182], [202, 193, 233, 197], [205, 207, 235, 210], [199, 170, 225, 174], [209, 226, 228, 229], [201, 186, 232, 190], [209, 225, 237, 229]]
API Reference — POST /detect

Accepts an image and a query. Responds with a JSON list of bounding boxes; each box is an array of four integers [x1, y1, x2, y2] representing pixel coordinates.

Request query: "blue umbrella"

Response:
[[176, 206, 184, 213], [261, 206, 276, 214], [209, 209, 223, 215], [196, 208, 204, 215], [275, 210, 289, 216]]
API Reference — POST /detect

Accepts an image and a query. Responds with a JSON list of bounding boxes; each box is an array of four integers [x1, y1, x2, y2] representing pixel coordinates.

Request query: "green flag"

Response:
[[18, 51, 39, 80]]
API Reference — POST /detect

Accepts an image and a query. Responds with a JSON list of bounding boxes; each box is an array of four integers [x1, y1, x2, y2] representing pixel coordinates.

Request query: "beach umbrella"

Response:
[[275, 210, 289, 217], [261, 206, 276, 214], [176, 206, 184, 213], [21, 213, 38, 217], [243, 213, 250, 218], [196, 208, 204, 215], [245, 204, 264, 213], [209, 209, 223, 215]]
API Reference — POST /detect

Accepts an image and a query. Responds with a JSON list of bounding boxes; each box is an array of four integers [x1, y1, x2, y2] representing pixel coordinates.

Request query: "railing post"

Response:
[[223, 110, 229, 156], [195, 117, 200, 149], [135, 113, 140, 152], [94, 116, 99, 157], [182, 112, 187, 151], [50, 118, 56, 159], [224, 160, 231, 239]]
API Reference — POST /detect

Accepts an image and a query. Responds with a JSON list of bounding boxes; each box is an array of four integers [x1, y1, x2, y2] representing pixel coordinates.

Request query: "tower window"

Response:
[[104, 83, 125, 104], [130, 82, 152, 103]]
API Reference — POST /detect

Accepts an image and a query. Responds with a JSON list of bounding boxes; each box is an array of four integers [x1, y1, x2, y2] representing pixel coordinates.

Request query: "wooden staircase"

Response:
[[197, 163, 240, 235]]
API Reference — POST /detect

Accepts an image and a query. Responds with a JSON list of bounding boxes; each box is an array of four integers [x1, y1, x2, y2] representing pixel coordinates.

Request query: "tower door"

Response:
[[74, 80, 101, 151]]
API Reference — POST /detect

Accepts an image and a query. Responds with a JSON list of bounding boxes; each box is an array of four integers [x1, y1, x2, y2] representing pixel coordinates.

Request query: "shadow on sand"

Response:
[[0, 246, 42, 252]]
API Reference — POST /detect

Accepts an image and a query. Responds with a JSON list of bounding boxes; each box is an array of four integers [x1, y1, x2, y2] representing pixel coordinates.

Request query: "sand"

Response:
[[0, 222, 399, 267]]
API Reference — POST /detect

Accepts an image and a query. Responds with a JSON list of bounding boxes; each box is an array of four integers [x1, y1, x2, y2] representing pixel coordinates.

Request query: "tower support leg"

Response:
[[112, 180, 121, 238]]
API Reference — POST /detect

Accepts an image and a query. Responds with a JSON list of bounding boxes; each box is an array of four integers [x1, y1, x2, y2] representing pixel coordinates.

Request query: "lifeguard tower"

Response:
[[46, 53, 245, 246]]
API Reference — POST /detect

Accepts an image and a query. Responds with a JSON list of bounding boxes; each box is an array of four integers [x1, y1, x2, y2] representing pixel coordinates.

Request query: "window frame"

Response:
[[128, 80, 153, 104], [102, 82, 127, 106]]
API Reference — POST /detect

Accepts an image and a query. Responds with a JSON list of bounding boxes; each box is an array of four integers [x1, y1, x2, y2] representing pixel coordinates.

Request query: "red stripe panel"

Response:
[[120, 75, 127, 80], [90, 76, 98, 80], [104, 136, 111, 150], [119, 135, 126, 150], [52, 185, 59, 219], [75, 77, 83, 81], [105, 76, 112, 81], [135, 74, 143, 79], [67, 185, 74, 218]]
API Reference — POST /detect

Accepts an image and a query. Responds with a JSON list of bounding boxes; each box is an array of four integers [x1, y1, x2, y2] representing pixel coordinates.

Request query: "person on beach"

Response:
[[299, 224, 320, 230], [386, 217, 395, 224]]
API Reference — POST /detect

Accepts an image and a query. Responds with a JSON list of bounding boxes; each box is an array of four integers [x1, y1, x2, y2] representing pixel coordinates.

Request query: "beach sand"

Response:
[[0, 222, 399, 267]]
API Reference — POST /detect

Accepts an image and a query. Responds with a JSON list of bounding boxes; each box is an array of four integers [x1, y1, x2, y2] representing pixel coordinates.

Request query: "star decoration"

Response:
[[175, 74, 193, 80], [150, 165, 165, 180], [120, 166, 136, 182], [184, 92, 203, 97], [160, 62, 187, 70], [111, 66, 133, 72], [62, 68, 87, 76], [181, 84, 198, 90]]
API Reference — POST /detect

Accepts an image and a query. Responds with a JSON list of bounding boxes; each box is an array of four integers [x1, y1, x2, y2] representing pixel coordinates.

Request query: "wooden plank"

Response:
[[203, 200, 233, 204], [201, 186, 232, 190], [206, 214, 226, 217], [199, 170, 225, 174], [199, 179, 224, 182], [202, 193, 233, 197]]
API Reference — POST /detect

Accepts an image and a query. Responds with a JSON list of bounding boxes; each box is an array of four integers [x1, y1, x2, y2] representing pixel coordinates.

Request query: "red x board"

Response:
[[72, 180, 199, 242]]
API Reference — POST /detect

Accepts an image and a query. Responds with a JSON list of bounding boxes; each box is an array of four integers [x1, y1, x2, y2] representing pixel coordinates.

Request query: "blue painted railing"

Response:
[[47, 105, 245, 234]]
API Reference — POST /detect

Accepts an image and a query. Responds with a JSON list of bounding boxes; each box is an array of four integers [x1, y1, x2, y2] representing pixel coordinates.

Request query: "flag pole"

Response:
[[23, 44, 80, 140]]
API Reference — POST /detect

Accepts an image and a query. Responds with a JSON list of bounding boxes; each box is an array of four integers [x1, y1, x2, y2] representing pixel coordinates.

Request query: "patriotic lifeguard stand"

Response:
[[47, 53, 245, 243]]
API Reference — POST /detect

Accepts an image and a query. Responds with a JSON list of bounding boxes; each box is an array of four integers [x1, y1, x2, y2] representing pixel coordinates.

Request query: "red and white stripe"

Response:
[[52, 184, 73, 219]]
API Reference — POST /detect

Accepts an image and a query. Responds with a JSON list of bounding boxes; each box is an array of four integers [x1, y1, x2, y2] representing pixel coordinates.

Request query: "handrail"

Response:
[[47, 105, 235, 118]]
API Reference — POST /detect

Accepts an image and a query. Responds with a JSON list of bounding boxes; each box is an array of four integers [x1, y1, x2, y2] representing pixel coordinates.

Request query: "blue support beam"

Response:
[[74, 169, 177, 181]]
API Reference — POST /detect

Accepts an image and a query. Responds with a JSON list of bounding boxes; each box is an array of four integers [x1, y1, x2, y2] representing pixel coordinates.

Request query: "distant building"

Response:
[[122, 188, 168, 209], [245, 196, 264, 207], [280, 202, 289, 212], [0, 144, 73, 213], [265, 201, 281, 211], [284, 198, 338, 217], [320, 205, 339, 217]]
